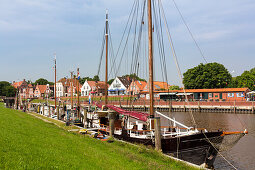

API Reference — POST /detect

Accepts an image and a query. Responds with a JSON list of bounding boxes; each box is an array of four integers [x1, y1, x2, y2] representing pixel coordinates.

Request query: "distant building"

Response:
[[34, 84, 51, 98], [108, 77, 131, 96], [56, 78, 81, 97], [127, 80, 147, 95], [143, 81, 170, 91], [12, 79, 34, 99], [141, 88, 250, 101], [81, 80, 107, 96]]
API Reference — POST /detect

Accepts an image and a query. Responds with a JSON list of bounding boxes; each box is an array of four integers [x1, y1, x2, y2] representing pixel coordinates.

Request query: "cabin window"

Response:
[[209, 93, 212, 97]]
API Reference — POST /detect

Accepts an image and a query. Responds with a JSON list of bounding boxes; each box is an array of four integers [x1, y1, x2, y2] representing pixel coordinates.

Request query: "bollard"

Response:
[[109, 112, 115, 137], [154, 117, 162, 151]]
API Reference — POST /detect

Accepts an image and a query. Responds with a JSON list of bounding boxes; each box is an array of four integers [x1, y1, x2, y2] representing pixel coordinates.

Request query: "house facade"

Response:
[[55, 78, 81, 97], [108, 77, 131, 96], [12, 79, 32, 99], [81, 80, 96, 96], [127, 80, 147, 95], [81, 80, 107, 96]]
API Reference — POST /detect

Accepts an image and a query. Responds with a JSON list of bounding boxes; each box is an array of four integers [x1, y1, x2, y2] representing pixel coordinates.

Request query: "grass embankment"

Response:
[[0, 103, 196, 169]]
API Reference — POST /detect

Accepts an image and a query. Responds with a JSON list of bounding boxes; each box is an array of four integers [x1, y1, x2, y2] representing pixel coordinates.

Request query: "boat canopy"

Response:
[[247, 91, 255, 94], [176, 93, 193, 96], [159, 92, 177, 95], [107, 105, 149, 122]]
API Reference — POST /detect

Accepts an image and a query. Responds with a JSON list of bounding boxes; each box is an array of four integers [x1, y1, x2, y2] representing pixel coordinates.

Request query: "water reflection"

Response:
[[159, 112, 255, 170]]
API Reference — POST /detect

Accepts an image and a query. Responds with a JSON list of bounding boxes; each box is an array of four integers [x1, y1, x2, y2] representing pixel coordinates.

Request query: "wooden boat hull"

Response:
[[101, 129, 223, 168]]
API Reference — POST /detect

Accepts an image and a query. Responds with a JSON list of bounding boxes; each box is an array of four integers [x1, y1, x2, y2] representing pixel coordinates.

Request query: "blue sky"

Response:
[[0, 0, 254, 86]]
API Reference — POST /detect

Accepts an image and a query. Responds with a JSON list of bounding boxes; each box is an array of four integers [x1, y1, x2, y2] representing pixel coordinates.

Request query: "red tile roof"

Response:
[[87, 81, 96, 88], [38, 85, 47, 94], [12, 81, 23, 88], [135, 80, 147, 90]]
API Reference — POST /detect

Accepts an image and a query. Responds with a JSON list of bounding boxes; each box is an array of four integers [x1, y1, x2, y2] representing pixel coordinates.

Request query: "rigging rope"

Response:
[[158, 0, 197, 127], [170, 0, 208, 63]]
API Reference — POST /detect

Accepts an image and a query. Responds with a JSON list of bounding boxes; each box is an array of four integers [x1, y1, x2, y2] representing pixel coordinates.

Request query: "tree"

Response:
[[124, 73, 146, 82], [0, 81, 16, 97], [169, 85, 180, 90], [93, 75, 100, 82], [183, 62, 232, 89], [235, 70, 255, 91], [34, 78, 49, 85], [107, 79, 114, 85]]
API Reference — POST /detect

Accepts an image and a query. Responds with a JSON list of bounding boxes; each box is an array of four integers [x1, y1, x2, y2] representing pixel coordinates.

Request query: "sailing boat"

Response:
[[94, 2, 248, 168]]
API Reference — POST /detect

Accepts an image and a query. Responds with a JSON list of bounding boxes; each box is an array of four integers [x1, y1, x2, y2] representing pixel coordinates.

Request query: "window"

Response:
[[228, 93, 234, 97], [209, 93, 212, 97], [237, 92, 244, 97]]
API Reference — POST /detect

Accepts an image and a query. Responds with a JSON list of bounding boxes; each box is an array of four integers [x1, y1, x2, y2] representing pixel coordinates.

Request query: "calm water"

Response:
[[160, 112, 255, 170]]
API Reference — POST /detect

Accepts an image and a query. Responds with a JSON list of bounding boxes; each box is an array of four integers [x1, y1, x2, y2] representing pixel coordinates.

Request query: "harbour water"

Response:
[[160, 111, 255, 170]]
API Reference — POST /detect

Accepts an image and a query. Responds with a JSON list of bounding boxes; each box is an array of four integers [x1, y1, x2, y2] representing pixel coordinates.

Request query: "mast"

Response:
[[54, 53, 57, 110], [147, 0, 154, 118], [105, 9, 109, 105], [77, 68, 80, 117], [70, 71, 73, 109]]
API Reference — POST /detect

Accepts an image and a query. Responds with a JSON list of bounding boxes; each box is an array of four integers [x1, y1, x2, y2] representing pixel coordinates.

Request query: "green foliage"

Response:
[[34, 78, 50, 85], [93, 75, 100, 82], [183, 62, 232, 89], [107, 78, 114, 85], [0, 104, 194, 170], [0, 81, 16, 97], [79, 75, 100, 85], [124, 73, 146, 82], [169, 85, 180, 90], [235, 70, 255, 90]]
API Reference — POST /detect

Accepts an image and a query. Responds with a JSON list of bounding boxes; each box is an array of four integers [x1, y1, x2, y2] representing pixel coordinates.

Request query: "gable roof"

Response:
[[117, 77, 131, 88], [154, 81, 170, 90], [58, 78, 81, 88], [12, 81, 23, 88], [87, 81, 96, 88], [96, 82, 109, 89], [134, 80, 147, 90], [37, 85, 47, 94]]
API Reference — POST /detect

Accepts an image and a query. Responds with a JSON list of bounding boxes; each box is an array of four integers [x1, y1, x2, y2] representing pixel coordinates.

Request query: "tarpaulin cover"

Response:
[[96, 104, 148, 122]]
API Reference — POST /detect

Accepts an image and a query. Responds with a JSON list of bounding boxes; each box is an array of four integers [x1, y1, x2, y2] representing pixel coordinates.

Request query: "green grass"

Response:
[[0, 103, 196, 169], [31, 99, 55, 105]]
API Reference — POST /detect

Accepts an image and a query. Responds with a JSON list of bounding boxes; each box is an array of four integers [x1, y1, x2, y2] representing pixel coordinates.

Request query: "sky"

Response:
[[0, 0, 254, 86]]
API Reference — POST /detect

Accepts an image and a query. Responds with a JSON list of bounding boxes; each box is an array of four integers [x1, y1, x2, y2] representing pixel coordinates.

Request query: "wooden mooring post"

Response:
[[198, 101, 201, 112], [84, 108, 87, 128], [233, 101, 236, 113], [252, 101, 254, 114], [57, 105, 60, 120], [109, 112, 115, 137], [154, 117, 162, 151], [43, 105, 45, 115]]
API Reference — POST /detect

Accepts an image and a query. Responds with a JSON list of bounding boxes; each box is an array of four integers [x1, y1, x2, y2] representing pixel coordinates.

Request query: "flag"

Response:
[[77, 68, 80, 80], [89, 92, 91, 104]]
